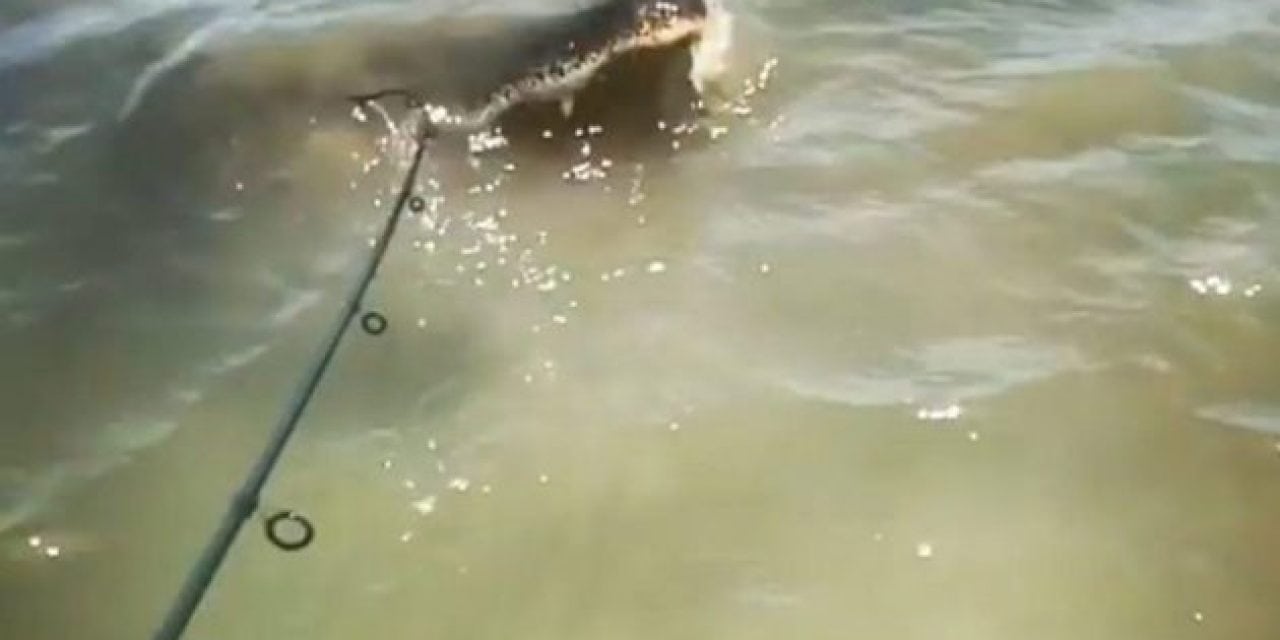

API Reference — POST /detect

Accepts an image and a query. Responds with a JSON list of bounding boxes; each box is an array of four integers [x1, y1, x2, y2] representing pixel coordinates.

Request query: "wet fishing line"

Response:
[[152, 112, 433, 640]]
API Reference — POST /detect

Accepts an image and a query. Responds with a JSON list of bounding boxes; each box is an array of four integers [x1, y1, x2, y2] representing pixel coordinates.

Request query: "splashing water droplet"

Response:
[[412, 496, 437, 515], [917, 403, 964, 422]]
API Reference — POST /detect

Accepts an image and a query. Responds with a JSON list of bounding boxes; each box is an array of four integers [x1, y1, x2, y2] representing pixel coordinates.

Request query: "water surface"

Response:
[[2, 0, 1280, 638]]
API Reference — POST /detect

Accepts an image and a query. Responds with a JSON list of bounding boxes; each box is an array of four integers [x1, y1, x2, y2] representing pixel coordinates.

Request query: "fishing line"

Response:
[[152, 105, 433, 640]]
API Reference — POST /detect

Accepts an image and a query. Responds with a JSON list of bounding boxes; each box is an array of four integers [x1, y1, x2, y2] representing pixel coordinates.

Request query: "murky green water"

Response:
[[3, 0, 1280, 638]]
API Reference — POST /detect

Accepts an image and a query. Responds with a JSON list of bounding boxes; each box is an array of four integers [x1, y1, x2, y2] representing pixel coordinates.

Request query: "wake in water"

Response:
[[102, 0, 775, 208], [351, 0, 735, 137]]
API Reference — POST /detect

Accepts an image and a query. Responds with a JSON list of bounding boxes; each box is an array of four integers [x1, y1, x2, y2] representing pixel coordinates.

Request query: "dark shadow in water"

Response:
[[106, 16, 706, 197], [0, 6, 712, 525]]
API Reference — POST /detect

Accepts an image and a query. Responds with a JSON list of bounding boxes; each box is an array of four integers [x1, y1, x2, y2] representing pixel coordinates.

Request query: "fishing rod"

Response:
[[152, 109, 434, 640]]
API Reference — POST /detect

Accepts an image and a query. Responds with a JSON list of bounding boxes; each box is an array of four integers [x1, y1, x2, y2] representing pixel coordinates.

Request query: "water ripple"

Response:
[[1199, 402, 1280, 436], [778, 336, 1087, 410]]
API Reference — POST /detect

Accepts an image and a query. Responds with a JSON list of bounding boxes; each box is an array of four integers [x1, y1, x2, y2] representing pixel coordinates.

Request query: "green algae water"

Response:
[[2, 0, 1280, 638]]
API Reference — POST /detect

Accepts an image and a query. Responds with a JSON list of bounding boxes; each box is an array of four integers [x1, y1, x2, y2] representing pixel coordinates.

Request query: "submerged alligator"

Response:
[[352, 0, 734, 135]]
